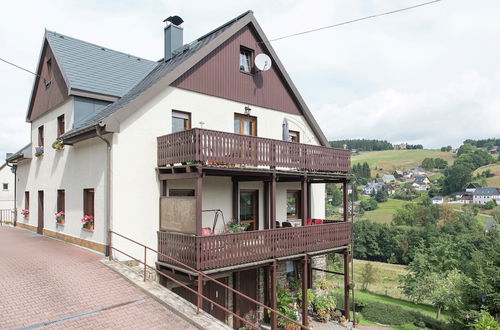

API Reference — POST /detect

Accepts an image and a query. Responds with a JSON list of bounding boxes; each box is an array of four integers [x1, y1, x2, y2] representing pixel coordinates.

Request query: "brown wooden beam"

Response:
[[195, 170, 203, 236], [302, 255, 309, 327], [159, 172, 199, 180], [301, 176, 308, 226], [271, 260, 277, 330], [270, 173, 277, 229], [343, 181, 348, 222], [344, 250, 351, 320], [232, 179, 239, 221]]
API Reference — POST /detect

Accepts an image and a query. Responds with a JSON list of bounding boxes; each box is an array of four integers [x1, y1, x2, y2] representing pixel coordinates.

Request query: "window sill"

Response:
[[239, 70, 254, 76], [81, 228, 94, 233]]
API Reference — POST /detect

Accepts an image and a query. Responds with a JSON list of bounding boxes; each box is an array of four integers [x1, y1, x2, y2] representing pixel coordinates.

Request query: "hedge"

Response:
[[361, 302, 416, 325]]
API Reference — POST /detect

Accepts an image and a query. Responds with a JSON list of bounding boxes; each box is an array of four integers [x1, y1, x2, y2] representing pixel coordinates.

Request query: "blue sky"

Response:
[[1, 0, 500, 159]]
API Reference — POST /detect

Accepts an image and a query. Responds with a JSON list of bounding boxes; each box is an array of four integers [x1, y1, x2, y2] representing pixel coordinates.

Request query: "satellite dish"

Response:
[[255, 53, 272, 71]]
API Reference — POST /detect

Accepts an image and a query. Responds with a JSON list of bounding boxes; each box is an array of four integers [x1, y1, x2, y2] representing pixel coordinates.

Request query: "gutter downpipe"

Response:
[[96, 125, 112, 257], [6, 163, 17, 227]]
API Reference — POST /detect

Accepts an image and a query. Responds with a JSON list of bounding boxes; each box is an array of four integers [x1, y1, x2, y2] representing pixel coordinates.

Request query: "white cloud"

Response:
[[1, 0, 500, 158]]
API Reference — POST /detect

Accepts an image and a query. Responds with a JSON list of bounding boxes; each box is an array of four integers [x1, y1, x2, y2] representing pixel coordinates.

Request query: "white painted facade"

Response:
[[0, 163, 15, 209], [14, 97, 108, 247], [13, 86, 326, 260], [111, 87, 325, 260]]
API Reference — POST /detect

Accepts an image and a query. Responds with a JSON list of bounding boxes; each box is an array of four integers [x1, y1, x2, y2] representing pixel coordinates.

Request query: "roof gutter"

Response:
[[95, 125, 112, 257]]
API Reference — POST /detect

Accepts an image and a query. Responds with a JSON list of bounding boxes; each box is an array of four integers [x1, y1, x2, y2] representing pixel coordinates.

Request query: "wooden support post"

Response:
[[302, 255, 309, 327], [232, 178, 239, 221], [271, 260, 277, 330], [264, 181, 270, 230], [301, 176, 308, 226], [270, 173, 277, 229], [307, 181, 312, 219], [197, 275, 203, 314], [343, 181, 348, 222], [196, 169, 203, 236], [344, 250, 350, 320]]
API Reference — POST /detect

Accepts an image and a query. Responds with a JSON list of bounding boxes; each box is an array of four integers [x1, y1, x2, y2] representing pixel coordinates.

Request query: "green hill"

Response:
[[473, 163, 500, 187], [352, 149, 456, 176]]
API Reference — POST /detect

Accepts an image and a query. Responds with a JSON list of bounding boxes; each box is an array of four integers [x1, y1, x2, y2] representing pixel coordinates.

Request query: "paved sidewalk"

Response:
[[0, 226, 195, 329]]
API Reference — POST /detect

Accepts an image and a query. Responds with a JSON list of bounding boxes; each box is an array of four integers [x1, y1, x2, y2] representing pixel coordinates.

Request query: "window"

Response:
[[286, 190, 301, 219], [2, 183, 7, 191], [25, 191, 29, 210], [234, 114, 257, 136], [172, 110, 191, 133], [289, 130, 300, 143], [57, 114, 65, 137], [239, 47, 253, 74], [38, 125, 44, 147], [57, 190, 65, 213], [46, 58, 52, 80], [169, 189, 195, 197], [83, 189, 95, 217]]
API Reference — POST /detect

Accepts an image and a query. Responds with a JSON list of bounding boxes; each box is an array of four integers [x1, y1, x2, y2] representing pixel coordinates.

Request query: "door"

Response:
[[234, 269, 258, 329], [37, 191, 44, 234], [172, 278, 228, 323], [240, 190, 258, 231], [234, 114, 256, 136]]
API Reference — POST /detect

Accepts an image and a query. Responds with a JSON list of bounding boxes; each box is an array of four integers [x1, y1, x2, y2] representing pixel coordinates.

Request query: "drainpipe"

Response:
[[6, 163, 17, 227], [96, 125, 112, 256]]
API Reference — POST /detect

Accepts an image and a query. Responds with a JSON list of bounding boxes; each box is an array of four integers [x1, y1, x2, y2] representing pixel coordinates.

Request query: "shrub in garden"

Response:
[[362, 302, 415, 325], [410, 311, 447, 330]]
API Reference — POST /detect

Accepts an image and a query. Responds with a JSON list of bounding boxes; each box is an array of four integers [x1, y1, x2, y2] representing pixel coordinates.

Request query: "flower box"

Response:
[[52, 140, 64, 151], [55, 211, 65, 224], [20, 209, 29, 219], [81, 215, 94, 231], [34, 146, 44, 157]]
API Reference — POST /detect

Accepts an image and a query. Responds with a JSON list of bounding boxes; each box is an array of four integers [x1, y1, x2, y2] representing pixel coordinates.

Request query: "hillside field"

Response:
[[473, 163, 500, 187], [352, 149, 456, 175]]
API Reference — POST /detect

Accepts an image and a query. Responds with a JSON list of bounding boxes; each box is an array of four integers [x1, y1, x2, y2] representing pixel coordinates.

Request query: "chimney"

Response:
[[163, 15, 184, 62]]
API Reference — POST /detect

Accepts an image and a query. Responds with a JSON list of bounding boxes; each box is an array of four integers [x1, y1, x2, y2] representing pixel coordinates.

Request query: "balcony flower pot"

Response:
[[20, 209, 29, 219], [52, 140, 64, 151], [81, 215, 94, 231], [55, 211, 65, 224], [34, 146, 44, 157]]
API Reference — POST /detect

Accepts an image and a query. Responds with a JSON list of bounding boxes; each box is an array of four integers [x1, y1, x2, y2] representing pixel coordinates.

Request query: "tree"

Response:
[[360, 262, 378, 291], [446, 145, 452, 152], [375, 188, 388, 203], [443, 164, 472, 194], [428, 270, 466, 320]]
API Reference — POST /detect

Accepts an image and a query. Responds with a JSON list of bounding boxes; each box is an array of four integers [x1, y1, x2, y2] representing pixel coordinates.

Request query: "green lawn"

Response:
[[352, 149, 455, 177], [358, 199, 409, 224], [473, 163, 500, 187]]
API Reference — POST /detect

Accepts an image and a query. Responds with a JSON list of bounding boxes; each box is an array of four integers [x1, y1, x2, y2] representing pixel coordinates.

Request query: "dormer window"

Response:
[[239, 46, 253, 74]]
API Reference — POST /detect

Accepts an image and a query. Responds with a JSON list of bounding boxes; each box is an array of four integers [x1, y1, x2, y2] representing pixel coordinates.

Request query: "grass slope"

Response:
[[359, 199, 409, 224], [352, 149, 455, 176], [473, 163, 500, 187]]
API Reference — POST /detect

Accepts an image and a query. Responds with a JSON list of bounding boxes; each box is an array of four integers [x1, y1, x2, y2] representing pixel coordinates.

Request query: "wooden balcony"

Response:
[[157, 128, 350, 173], [157, 221, 352, 271]]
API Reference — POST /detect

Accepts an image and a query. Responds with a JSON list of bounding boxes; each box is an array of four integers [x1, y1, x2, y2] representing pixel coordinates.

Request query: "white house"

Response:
[[472, 187, 500, 205], [0, 162, 15, 210], [6, 11, 353, 326], [432, 196, 444, 204]]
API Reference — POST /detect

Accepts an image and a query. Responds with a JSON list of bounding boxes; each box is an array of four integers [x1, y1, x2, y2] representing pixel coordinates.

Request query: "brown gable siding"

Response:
[[28, 41, 69, 122], [172, 26, 302, 116]]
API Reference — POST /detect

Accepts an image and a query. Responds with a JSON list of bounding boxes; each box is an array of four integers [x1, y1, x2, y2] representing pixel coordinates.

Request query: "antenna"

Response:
[[254, 53, 272, 71]]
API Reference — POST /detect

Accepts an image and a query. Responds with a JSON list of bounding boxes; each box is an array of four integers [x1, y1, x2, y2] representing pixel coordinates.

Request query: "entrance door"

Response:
[[234, 269, 258, 329], [37, 191, 44, 234], [240, 190, 258, 231]]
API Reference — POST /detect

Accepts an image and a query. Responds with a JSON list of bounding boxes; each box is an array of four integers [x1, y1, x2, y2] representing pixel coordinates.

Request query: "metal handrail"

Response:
[[109, 230, 309, 329]]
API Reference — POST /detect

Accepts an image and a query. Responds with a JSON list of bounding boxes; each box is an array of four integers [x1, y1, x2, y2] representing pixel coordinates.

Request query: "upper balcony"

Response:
[[157, 128, 350, 174]]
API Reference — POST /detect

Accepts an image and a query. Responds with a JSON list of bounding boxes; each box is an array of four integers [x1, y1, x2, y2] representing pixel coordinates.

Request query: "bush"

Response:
[[333, 293, 367, 312], [410, 311, 447, 330], [362, 302, 416, 325]]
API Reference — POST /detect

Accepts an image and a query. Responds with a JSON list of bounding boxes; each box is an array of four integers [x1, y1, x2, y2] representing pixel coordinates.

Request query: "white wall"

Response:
[[110, 87, 326, 260], [0, 164, 15, 209], [15, 98, 108, 247]]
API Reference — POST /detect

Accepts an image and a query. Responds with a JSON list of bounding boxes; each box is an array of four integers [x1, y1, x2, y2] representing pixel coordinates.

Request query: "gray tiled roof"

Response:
[[46, 31, 157, 97], [474, 187, 500, 196], [63, 11, 247, 135]]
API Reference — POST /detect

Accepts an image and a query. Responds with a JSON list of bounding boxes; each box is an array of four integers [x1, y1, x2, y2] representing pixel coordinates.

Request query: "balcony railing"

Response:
[[158, 221, 352, 270], [157, 128, 350, 173]]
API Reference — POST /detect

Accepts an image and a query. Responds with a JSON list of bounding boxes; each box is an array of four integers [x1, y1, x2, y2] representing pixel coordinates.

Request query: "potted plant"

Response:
[[20, 209, 29, 219], [225, 220, 249, 233], [55, 211, 65, 224], [34, 146, 44, 157], [52, 140, 64, 151], [81, 215, 94, 230]]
